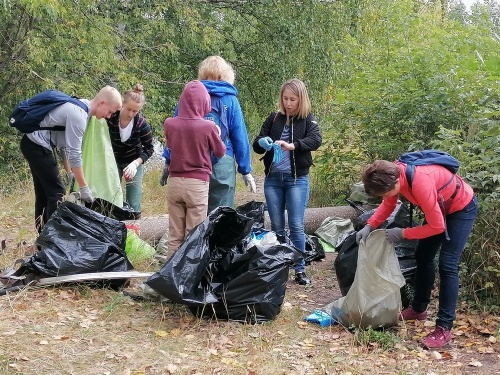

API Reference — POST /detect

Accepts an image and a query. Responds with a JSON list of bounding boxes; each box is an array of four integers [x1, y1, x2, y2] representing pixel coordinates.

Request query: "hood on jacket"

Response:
[[201, 80, 238, 98], [177, 80, 211, 118]]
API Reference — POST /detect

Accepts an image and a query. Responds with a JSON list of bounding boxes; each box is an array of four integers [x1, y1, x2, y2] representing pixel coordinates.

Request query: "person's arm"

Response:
[[138, 118, 154, 163], [209, 126, 227, 158], [402, 173, 446, 239], [366, 195, 399, 229], [226, 97, 251, 175], [293, 114, 322, 152], [252, 112, 276, 154]]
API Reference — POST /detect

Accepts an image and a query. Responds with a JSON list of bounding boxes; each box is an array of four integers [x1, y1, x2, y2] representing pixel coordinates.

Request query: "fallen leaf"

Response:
[[155, 330, 168, 337], [430, 351, 442, 360], [39, 340, 49, 345], [469, 361, 482, 367]]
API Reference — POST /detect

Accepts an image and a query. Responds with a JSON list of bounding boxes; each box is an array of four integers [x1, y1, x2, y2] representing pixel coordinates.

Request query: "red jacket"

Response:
[[367, 162, 474, 239], [164, 80, 226, 182]]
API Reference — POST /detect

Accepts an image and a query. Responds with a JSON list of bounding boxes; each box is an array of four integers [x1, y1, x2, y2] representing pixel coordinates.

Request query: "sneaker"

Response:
[[421, 326, 452, 349], [399, 306, 428, 321], [294, 272, 311, 285]]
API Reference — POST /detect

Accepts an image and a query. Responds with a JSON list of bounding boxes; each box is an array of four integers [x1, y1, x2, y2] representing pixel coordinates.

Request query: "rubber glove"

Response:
[[124, 160, 140, 181], [159, 164, 170, 186], [272, 143, 282, 163], [242, 173, 257, 193], [258, 136, 273, 151], [304, 309, 335, 327], [79, 186, 94, 203], [355, 225, 373, 244], [385, 227, 404, 244]]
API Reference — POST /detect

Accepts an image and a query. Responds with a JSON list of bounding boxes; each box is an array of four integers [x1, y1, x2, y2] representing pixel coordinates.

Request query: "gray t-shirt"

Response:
[[27, 99, 90, 168]]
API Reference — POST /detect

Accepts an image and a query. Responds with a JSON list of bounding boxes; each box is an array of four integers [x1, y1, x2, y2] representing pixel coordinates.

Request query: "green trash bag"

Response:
[[75, 116, 123, 207], [125, 230, 156, 265]]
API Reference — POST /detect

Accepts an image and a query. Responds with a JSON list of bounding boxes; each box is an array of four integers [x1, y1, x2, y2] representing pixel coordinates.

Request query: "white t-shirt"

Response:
[[119, 118, 134, 142]]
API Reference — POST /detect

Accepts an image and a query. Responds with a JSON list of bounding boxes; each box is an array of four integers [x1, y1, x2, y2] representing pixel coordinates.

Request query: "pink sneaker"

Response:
[[422, 326, 452, 349], [399, 306, 428, 321]]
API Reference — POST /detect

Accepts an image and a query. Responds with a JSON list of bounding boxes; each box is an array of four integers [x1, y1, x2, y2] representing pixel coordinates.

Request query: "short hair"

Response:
[[198, 56, 235, 84], [123, 83, 145, 106], [95, 85, 122, 105], [278, 78, 312, 119], [362, 160, 400, 196]]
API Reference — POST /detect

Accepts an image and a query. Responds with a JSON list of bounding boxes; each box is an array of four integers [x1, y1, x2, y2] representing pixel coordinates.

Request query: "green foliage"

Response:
[[352, 326, 400, 350]]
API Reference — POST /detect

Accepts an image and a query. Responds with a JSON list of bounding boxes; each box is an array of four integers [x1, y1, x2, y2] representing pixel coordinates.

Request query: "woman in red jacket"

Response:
[[356, 159, 478, 349]]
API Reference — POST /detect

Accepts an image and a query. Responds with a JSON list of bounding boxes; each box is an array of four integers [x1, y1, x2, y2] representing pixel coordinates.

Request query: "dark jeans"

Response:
[[20, 135, 65, 233], [412, 195, 478, 329]]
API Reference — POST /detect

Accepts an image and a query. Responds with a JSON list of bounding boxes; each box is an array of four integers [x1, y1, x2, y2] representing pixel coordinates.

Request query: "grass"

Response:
[[1, 163, 500, 374]]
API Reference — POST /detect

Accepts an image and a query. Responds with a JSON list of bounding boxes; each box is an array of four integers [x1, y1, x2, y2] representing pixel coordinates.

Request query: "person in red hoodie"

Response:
[[164, 80, 226, 253], [356, 159, 478, 349]]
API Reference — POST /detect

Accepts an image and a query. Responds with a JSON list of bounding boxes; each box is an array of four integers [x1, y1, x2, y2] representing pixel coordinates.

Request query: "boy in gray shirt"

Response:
[[20, 85, 122, 232]]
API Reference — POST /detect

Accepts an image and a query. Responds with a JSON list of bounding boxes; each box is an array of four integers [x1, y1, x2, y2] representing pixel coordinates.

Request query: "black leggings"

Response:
[[20, 135, 65, 233]]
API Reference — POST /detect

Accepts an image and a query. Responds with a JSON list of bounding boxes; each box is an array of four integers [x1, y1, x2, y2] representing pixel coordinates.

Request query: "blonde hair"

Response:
[[95, 85, 122, 105], [123, 84, 145, 106], [198, 55, 235, 84], [278, 78, 312, 119]]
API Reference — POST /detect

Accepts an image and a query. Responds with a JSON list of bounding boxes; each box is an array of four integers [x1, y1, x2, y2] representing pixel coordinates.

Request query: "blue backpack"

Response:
[[9, 90, 89, 133], [205, 95, 229, 164], [398, 149, 460, 240], [398, 149, 460, 189]]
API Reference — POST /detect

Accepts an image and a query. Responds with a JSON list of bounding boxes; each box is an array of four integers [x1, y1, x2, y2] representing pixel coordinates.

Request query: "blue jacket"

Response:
[[163, 80, 252, 175]]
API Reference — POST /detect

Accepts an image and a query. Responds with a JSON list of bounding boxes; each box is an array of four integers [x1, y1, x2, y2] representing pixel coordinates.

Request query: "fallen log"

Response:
[[126, 206, 360, 246]]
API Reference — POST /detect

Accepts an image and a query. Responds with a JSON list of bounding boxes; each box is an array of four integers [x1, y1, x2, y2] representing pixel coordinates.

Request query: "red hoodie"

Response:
[[367, 163, 474, 239], [164, 80, 226, 182]]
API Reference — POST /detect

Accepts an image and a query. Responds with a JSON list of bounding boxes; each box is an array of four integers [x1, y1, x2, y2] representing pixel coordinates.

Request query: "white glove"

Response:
[[79, 186, 94, 203], [123, 160, 140, 180], [242, 174, 257, 193]]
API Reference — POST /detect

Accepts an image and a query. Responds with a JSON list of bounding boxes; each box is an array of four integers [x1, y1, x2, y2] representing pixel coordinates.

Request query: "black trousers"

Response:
[[20, 135, 65, 233]]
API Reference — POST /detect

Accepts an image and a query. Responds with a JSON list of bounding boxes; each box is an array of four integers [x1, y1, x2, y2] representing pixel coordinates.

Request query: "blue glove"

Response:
[[258, 136, 273, 151], [304, 309, 336, 327], [272, 143, 282, 163]]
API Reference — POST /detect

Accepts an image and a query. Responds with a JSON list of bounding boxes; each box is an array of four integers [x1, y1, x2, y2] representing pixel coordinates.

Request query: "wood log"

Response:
[[126, 206, 360, 246]]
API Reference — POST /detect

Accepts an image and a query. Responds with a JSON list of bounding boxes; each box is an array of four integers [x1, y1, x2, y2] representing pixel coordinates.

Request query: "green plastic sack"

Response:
[[75, 116, 123, 207], [125, 230, 156, 264]]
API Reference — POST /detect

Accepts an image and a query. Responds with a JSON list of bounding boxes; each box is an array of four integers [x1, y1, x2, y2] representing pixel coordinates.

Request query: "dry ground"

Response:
[[0, 172, 499, 375]]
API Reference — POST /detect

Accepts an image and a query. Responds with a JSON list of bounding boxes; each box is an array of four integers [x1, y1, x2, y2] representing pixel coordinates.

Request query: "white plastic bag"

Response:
[[328, 230, 406, 328]]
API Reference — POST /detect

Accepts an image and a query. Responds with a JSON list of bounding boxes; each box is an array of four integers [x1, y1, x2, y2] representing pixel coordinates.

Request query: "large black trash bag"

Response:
[[305, 234, 326, 264], [333, 232, 358, 296], [146, 206, 301, 322], [235, 201, 265, 231], [146, 206, 256, 305], [22, 201, 133, 288], [353, 201, 411, 231], [90, 198, 141, 220], [189, 242, 301, 323]]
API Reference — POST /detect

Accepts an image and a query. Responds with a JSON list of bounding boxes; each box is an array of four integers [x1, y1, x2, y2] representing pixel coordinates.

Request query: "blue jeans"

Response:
[[412, 195, 478, 329], [264, 172, 309, 273], [117, 162, 144, 212]]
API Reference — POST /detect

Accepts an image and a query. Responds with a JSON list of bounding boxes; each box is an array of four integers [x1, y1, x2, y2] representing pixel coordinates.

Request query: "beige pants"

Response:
[[167, 177, 209, 252]]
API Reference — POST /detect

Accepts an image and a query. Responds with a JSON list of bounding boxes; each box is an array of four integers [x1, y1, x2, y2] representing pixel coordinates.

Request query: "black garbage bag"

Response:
[[334, 232, 358, 296], [235, 201, 266, 231], [20, 201, 132, 289], [305, 235, 326, 264], [90, 198, 141, 220], [146, 206, 301, 323], [353, 201, 411, 231], [189, 242, 301, 323]]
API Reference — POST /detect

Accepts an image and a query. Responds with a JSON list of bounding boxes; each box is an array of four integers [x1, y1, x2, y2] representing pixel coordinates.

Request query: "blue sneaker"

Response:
[[304, 309, 335, 327]]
